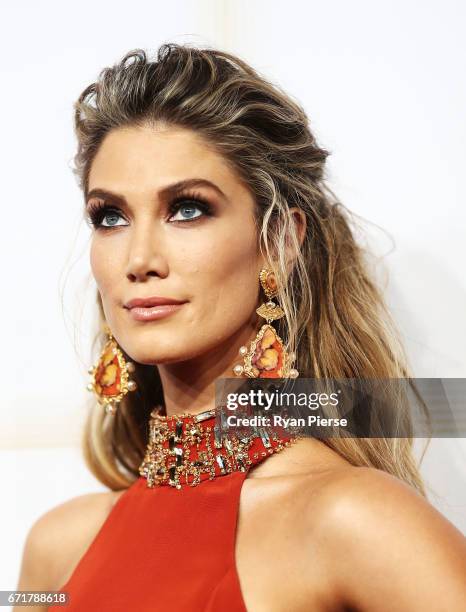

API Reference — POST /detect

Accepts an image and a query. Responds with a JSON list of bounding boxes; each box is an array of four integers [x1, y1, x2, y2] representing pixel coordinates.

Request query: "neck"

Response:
[[156, 320, 257, 418]]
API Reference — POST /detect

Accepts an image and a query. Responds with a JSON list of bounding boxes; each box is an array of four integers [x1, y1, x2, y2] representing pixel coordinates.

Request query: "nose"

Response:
[[125, 219, 168, 282]]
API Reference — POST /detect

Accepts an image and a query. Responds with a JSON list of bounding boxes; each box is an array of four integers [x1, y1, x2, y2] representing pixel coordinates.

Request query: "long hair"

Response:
[[73, 43, 428, 495]]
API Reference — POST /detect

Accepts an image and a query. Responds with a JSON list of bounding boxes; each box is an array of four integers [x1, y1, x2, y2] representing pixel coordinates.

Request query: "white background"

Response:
[[1, 0, 465, 592]]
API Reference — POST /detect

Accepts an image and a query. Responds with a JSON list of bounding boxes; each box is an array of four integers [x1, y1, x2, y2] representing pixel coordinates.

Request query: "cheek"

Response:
[[90, 238, 121, 294], [184, 222, 261, 323]]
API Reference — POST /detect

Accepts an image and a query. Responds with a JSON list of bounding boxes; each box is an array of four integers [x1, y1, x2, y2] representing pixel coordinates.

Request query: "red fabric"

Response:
[[48, 413, 295, 611], [49, 472, 249, 612]]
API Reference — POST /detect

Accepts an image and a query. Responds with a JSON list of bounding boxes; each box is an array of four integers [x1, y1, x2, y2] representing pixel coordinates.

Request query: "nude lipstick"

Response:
[[124, 296, 187, 322]]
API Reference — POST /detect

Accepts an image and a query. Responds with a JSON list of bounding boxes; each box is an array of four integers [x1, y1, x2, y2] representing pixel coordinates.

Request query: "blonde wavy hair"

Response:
[[73, 43, 429, 495]]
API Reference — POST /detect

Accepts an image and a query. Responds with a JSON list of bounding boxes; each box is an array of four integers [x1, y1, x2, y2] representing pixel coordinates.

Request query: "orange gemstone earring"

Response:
[[86, 324, 137, 415], [232, 268, 299, 379]]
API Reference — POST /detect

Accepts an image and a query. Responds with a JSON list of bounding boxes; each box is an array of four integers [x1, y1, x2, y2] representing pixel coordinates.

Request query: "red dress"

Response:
[[48, 409, 297, 612]]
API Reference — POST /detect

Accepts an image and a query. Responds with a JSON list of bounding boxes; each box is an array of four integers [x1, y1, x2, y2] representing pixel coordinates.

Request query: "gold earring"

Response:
[[86, 324, 137, 415], [232, 268, 299, 378]]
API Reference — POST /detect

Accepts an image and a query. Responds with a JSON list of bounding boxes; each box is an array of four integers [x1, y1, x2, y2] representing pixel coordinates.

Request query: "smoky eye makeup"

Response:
[[85, 200, 128, 229], [167, 190, 214, 223], [85, 189, 215, 230]]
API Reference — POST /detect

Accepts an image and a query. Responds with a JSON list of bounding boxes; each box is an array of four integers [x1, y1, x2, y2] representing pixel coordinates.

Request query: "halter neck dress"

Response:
[[48, 409, 297, 612]]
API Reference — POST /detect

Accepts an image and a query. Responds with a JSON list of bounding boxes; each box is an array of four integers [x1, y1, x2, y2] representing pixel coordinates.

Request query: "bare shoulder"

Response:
[[16, 489, 125, 595], [297, 466, 466, 611]]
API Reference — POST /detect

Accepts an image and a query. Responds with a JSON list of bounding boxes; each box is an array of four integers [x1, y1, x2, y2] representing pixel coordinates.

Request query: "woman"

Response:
[[16, 43, 466, 611]]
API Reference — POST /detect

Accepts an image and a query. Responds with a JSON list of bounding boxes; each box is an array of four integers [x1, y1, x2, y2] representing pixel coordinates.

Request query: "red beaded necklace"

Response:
[[139, 407, 299, 489]]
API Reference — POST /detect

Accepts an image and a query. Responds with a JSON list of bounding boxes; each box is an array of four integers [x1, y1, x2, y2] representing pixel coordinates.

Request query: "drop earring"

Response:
[[233, 268, 299, 379], [86, 324, 137, 415]]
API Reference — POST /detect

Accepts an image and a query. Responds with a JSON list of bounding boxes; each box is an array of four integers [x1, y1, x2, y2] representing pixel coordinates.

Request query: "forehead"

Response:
[[87, 124, 242, 196]]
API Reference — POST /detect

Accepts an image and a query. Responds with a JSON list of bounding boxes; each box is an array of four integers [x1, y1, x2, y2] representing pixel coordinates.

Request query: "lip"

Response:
[[124, 296, 187, 309], [123, 296, 187, 322]]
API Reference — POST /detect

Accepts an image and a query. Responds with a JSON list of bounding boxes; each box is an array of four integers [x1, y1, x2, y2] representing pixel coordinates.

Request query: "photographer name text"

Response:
[[226, 414, 348, 428]]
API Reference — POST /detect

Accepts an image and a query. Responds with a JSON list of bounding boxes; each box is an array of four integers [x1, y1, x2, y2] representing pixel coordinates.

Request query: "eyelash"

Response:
[[85, 191, 213, 230]]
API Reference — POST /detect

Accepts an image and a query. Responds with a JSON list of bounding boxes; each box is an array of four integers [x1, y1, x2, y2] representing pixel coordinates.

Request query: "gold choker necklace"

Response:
[[139, 407, 299, 489]]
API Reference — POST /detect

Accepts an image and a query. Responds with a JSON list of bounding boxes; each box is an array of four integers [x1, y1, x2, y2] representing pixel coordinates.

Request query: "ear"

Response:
[[284, 206, 307, 275], [289, 206, 307, 248], [258, 207, 307, 279]]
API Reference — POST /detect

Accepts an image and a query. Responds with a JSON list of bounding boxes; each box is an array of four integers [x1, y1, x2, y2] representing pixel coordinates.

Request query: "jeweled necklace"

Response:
[[139, 407, 299, 490]]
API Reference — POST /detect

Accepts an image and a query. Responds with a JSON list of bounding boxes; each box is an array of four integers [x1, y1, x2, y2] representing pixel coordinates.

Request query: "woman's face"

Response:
[[87, 123, 264, 365]]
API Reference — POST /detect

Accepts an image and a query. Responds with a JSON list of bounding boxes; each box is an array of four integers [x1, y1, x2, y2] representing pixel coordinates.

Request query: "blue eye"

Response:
[[101, 211, 127, 227], [86, 203, 128, 229], [86, 194, 213, 230], [169, 202, 203, 222], [168, 197, 213, 223]]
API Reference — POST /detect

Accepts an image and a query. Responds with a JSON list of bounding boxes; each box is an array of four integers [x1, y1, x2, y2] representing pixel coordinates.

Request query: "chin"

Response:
[[117, 321, 210, 366], [124, 346, 177, 366], [121, 336, 186, 366], [136, 354, 182, 366]]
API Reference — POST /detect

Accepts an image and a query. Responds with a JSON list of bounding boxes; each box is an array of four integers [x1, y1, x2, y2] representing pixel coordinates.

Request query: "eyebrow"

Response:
[[85, 178, 227, 205]]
